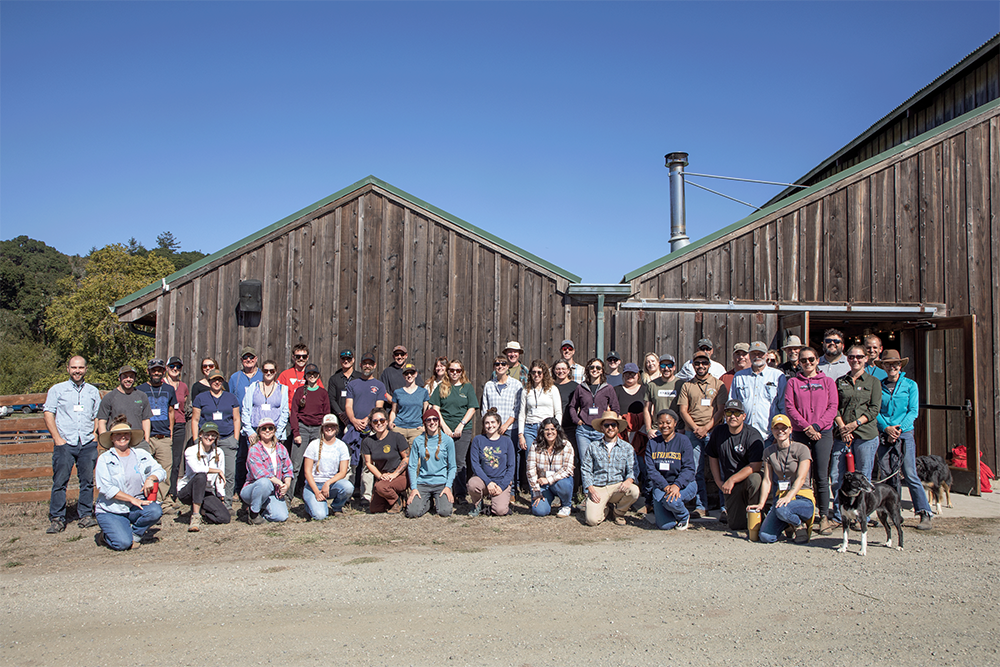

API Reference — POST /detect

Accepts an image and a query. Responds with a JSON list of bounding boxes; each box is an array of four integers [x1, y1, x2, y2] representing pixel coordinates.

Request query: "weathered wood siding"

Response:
[[127, 184, 582, 413], [625, 107, 999, 472]]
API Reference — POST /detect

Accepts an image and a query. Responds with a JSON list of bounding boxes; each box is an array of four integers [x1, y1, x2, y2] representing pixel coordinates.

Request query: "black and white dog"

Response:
[[836, 472, 903, 556], [916, 454, 953, 515]]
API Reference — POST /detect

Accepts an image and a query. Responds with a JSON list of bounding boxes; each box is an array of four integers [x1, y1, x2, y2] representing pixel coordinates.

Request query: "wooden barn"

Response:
[[113, 176, 598, 401], [613, 36, 1000, 494]]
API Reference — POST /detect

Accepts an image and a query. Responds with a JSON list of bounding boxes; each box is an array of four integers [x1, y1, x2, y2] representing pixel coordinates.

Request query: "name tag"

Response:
[[778, 481, 790, 491], [657, 389, 674, 398], [701, 398, 712, 407], [174, 403, 180, 410], [588, 407, 598, 415], [261, 404, 271, 411], [213, 411, 223, 421], [73, 405, 85, 412], [341, 390, 347, 397], [658, 461, 670, 471], [151, 408, 161, 416]]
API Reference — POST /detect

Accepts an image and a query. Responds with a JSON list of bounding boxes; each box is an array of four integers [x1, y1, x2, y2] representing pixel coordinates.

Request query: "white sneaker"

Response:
[[676, 517, 690, 531], [557, 506, 571, 518]]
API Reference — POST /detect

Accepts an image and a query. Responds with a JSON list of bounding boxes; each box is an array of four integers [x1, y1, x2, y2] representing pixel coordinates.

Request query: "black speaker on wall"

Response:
[[239, 280, 263, 313]]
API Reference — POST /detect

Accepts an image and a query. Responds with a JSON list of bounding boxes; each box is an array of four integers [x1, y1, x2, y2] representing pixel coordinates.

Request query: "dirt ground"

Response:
[[2, 499, 998, 666]]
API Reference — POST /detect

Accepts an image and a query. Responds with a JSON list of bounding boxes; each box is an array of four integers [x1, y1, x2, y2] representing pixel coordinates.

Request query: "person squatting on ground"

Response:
[[302, 414, 354, 520], [176, 421, 231, 531], [93, 420, 166, 550], [527, 417, 575, 518], [644, 409, 696, 530], [581, 410, 640, 526], [240, 418, 293, 524], [467, 408, 516, 517], [750, 414, 815, 544]]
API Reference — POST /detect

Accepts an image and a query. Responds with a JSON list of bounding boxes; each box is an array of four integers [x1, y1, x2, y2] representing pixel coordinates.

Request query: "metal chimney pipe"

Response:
[[665, 152, 690, 252]]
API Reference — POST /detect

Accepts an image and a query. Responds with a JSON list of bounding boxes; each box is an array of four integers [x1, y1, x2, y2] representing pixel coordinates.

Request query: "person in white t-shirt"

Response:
[[302, 414, 354, 520]]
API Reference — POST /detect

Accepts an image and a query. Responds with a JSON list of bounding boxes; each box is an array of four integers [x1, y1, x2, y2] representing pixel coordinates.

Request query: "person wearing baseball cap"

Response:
[[720, 343, 751, 392], [96, 363, 152, 453], [302, 414, 354, 520], [388, 362, 430, 445], [344, 351, 388, 505], [328, 349, 357, 428], [163, 355, 190, 501], [381, 345, 422, 403], [289, 363, 331, 499], [731, 341, 787, 439], [559, 339, 585, 383], [748, 413, 816, 544], [645, 354, 683, 439], [191, 368, 242, 509], [604, 351, 624, 387], [705, 399, 764, 538], [136, 358, 178, 503], [676, 338, 726, 381], [240, 417, 293, 524], [176, 422, 231, 531]]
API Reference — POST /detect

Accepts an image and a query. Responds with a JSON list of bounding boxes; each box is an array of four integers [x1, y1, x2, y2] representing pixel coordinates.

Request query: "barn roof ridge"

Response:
[[621, 98, 1000, 283], [763, 33, 999, 207], [113, 175, 581, 310]]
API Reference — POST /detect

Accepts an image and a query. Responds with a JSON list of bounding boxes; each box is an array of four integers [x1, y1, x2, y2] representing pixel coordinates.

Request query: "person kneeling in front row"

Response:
[[240, 418, 293, 524], [177, 422, 231, 531], [527, 417, 575, 518], [749, 414, 815, 543], [94, 420, 166, 550], [303, 414, 354, 520], [582, 410, 640, 526], [644, 409, 697, 530], [407, 408, 457, 518]]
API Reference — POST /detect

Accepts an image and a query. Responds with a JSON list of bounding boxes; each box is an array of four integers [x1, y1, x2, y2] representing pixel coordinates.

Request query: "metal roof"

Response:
[[113, 175, 581, 311], [764, 32, 999, 207], [622, 99, 1000, 283]]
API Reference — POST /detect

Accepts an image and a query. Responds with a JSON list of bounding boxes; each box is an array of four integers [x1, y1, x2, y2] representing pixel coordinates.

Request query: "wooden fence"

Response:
[[0, 393, 91, 504]]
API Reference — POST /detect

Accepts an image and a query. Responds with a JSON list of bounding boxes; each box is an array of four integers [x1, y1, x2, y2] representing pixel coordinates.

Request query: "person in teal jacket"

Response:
[[875, 350, 933, 530]]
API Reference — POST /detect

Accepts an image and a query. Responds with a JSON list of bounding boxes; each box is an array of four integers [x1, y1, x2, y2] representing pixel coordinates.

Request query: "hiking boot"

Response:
[[718, 510, 728, 525], [46, 520, 66, 534], [784, 525, 796, 540], [467, 500, 483, 518], [613, 515, 627, 526], [689, 509, 704, 521], [916, 513, 932, 530], [794, 525, 810, 543], [818, 517, 834, 535], [78, 516, 98, 529], [644, 513, 657, 525], [188, 513, 202, 532], [248, 509, 265, 525], [387, 497, 404, 514]]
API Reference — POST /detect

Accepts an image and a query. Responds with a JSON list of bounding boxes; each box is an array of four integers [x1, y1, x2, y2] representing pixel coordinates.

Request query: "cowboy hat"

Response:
[[874, 349, 909, 369], [591, 409, 627, 431], [98, 422, 144, 448]]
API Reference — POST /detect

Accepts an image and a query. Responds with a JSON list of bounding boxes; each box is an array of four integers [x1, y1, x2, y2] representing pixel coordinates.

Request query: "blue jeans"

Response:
[[303, 479, 354, 520], [530, 477, 574, 516], [96, 503, 162, 550], [239, 478, 289, 522], [830, 436, 879, 521], [49, 440, 99, 522], [690, 434, 709, 512], [651, 480, 697, 529], [894, 430, 933, 515], [758, 496, 814, 543], [522, 423, 539, 449], [575, 423, 603, 471]]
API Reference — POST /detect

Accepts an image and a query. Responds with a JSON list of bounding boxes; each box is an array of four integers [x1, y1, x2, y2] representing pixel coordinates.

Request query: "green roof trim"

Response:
[[622, 99, 1000, 283], [114, 176, 580, 310]]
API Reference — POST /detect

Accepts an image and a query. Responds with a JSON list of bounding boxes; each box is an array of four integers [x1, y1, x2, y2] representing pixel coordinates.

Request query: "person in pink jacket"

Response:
[[784, 346, 838, 535]]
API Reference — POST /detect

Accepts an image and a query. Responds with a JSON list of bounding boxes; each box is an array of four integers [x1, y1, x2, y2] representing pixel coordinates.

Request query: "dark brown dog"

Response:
[[916, 455, 952, 515]]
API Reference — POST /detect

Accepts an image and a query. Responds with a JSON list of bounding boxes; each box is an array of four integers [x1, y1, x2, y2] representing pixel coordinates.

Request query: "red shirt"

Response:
[[277, 366, 324, 394]]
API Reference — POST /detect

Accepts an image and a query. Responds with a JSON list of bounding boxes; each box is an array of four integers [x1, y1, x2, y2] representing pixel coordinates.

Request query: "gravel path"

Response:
[[2, 508, 997, 667]]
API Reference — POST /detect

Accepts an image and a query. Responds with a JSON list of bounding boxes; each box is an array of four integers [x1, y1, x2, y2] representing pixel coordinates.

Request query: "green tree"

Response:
[[46, 244, 175, 389], [155, 231, 180, 253], [0, 236, 77, 340]]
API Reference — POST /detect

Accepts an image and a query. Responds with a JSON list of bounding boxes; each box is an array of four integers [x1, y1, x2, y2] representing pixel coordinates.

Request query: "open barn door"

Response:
[[914, 315, 980, 495]]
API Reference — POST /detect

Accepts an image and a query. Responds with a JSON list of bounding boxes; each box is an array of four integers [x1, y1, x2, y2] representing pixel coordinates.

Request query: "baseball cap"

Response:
[[623, 362, 640, 374], [697, 338, 714, 349], [606, 350, 621, 361], [733, 343, 750, 353], [561, 339, 575, 349], [340, 349, 354, 359], [749, 341, 768, 354], [724, 399, 745, 413], [240, 345, 257, 358], [147, 358, 166, 370], [304, 363, 320, 375], [166, 356, 183, 367], [118, 365, 137, 376], [771, 414, 792, 429]]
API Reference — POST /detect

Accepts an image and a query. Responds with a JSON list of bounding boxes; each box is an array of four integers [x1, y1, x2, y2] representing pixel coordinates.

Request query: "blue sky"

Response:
[[2, 1, 996, 284]]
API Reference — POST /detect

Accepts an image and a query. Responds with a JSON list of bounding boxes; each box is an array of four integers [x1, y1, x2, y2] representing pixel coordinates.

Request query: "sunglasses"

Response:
[[587, 365, 603, 371], [294, 354, 309, 359], [824, 338, 842, 344], [530, 370, 543, 375], [447, 368, 462, 373], [168, 364, 182, 369], [799, 357, 818, 363], [263, 368, 276, 374], [393, 351, 407, 357], [371, 418, 387, 425], [602, 423, 618, 429], [259, 426, 276, 432], [202, 364, 215, 369], [693, 361, 709, 366], [403, 371, 417, 376], [725, 410, 743, 418], [847, 354, 866, 360], [699, 346, 712, 352], [659, 362, 674, 369], [424, 417, 439, 423], [494, 362, 508, 367], [242, 355, 256, 360], [341, 356, 353, 362]]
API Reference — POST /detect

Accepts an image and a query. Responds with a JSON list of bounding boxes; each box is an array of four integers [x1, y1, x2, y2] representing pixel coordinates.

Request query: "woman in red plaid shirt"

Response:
[[239, 418, 293, 524]]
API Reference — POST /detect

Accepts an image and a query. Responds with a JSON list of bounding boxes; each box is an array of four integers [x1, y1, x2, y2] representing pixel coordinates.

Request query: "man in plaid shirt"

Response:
[[581, 410, 640, 526]]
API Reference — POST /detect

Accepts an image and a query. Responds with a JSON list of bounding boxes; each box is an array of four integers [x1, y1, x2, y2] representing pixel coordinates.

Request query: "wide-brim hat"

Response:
[[503, 340, 523, 353], [98, 422, 144, 448], [782, 335, 802, 349], [874, 349, 909, 369], [591, 409, 627, 431]]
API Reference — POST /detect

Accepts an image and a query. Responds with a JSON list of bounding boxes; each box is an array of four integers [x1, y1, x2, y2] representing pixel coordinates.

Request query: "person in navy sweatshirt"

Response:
[[644, 409, 696, 530]]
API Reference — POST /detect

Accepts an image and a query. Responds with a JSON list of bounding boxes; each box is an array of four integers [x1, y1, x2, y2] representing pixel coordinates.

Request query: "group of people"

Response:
[[41, 330, 935, 549]]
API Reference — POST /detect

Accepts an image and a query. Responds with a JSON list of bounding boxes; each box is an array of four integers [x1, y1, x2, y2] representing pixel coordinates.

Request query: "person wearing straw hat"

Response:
[[93, 419, 166, 550], [875, 350, 933, 530], [581, 409, 640, 526]]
